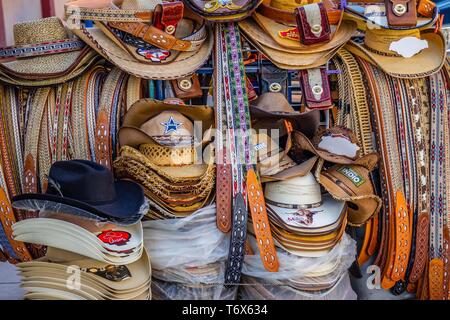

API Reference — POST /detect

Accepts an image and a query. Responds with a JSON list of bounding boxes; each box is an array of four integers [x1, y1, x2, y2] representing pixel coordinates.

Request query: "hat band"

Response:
[[0, 39, 85, 59], [266, 198, 322, 209]]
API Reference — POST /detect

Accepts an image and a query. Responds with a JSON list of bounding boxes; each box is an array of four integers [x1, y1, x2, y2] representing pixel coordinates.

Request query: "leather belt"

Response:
[[108, 21, 206, 52], [66, 0, 207, 53], [95, 68, 128, 169], [257, 0, 342, 26]]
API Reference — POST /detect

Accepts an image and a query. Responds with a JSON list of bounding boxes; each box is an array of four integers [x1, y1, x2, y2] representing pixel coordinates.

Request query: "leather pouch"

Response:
[[295, 3, 331, 45], [261, 65, 288, 95], [170, 74, 202, 100], [385, 0, 417, 27], [153, 2, 184, 35], [299, 68, 332, 110], [417, 0, 435, 17]]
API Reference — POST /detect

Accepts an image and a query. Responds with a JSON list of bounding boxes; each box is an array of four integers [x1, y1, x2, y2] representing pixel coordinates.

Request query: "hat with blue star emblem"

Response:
[[118, 99, 214, 149]]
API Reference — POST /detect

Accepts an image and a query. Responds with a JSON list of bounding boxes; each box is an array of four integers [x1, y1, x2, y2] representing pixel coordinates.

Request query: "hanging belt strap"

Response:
[[216, 23, 279, 286]]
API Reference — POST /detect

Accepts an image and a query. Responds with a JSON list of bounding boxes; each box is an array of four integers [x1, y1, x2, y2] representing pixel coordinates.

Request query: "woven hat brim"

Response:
[[239, 13, 356, 54], [343, 6, 438, 31], [345, 30, 446, 79], [250, 13, 357, 52], [0, 52, 101, 86], [0, 47, 92, 76], [241, 30, 345, 69], [72, 25, 213, 80]]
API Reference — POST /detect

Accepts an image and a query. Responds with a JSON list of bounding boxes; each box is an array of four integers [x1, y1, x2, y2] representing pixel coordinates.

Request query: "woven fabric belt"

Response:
[[428, 71, 448, 300], [216, 23, 279, 286], [0, 39, 85, 59]]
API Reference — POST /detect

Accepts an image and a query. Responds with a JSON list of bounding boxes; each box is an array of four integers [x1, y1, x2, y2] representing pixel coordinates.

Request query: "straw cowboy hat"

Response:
[[238, 0, 357, 69], [345, 27, 446, 78], [17, 247, 151, 300], [184, 0, 264, 22], [343, 1, 438, 31], [0, 17, 99, 86], [119, 98, 214, 148], [65, 0, 213, 79]]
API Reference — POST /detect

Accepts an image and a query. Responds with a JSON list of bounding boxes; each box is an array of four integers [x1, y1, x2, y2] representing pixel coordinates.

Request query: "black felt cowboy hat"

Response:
[[12, 160, 145, 225]]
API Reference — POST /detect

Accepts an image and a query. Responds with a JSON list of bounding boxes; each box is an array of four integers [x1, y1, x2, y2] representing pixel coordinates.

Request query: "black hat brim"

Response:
[[12, 180, 145, 224]]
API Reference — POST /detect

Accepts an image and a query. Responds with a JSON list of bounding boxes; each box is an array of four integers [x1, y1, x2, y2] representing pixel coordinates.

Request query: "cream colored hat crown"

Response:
[[140, 111, 194, 140], [264, 172, 322, 207]]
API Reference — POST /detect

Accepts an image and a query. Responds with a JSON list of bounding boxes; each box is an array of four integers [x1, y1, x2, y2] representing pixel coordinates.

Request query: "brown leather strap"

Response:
[[409, 212, 430, 283], [216, 148, 232, 233], [429, 258, 445, 300], [0, 187, 32, 262], [367, 214, 379, 256], [258, 1, 341, 26], [0, 248, 6, 262], [108, 21, 199, 52], [247, 168, 279, 272], [95, 110, 112, 169], [390, 191, 411, 282], [357, 219, 372, 266]]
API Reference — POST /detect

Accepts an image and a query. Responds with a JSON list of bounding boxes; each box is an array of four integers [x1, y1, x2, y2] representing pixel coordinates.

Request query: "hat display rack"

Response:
[[0, 0, 448, 302]]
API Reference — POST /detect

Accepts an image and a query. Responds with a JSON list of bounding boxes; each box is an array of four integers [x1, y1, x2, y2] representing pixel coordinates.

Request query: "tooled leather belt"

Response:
[[215, 23, 279, 286], [95, 68, 128, 169]]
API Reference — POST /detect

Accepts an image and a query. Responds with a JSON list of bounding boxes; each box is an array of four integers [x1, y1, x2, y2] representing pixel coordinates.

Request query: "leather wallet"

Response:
[[385, 0, 417, 27], [295, 3, 331, 45], [153, 1, 184, 35], [261, 65, 288, 96], [299, 68, 332, 110], [170, 74, 202, 100]]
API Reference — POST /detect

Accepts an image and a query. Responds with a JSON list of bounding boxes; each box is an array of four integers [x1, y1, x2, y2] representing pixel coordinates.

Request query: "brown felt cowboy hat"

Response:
[[250, 92, 320, 139], [293, 126, 368, 164], [0, 17, 99, 86], [65, 0, 213, 79], [317, 161, 382, 226]]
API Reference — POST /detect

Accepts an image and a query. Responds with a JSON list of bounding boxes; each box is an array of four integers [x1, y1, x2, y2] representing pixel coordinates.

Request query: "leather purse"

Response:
[[261, 65, 288, 96], [246, 76, 258, 101], [299, 68, 332, 110], [385, 0, 417, 27], [295, 3, 331, 45], [152, 2, 184, 35], [170, 74, 203, 100]]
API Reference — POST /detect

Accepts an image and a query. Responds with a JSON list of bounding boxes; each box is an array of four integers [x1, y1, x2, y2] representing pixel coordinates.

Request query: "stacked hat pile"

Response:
[[240, 233, 357, 300], [142, 205, 237, 300], [238, 0, 357, 69], [114, 99, 216, 219], [10, 160, 151, 300], [239, 93, 382, 299]]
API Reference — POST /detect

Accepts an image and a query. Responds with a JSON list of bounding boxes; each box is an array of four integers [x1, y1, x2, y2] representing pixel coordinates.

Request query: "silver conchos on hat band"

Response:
[[393, 4, 407, 16]]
